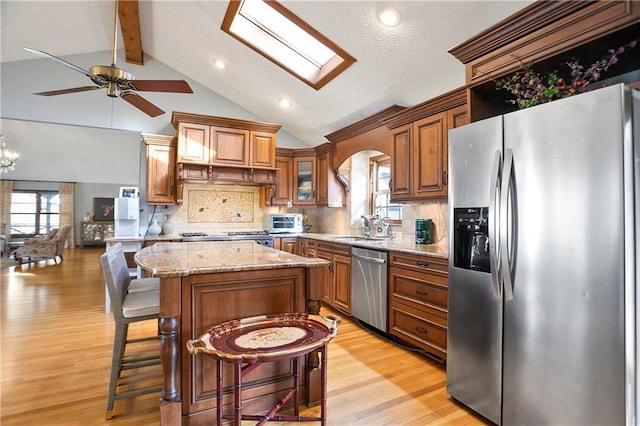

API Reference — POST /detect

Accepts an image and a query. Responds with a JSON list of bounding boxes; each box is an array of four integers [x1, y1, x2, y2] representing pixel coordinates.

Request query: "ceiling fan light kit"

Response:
[[23, 0, 192, 117]]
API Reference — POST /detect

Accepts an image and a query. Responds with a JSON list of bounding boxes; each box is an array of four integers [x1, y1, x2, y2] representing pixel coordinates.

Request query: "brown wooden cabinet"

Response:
[[172, 112, 282, 204], [315, 146, 345, 207], [293, 156, 317, 206], [182, 267, 310, 417], [274, 236, 299, 254], [298, 238, 317, 258], [176, 122, 209, 163], [209, 126, 250, 166], [267, 154, 294, 207], [386, 88, 467, 202], [144, 134, 176, 205], [177, 123, 274, 168], [316, 241, 351, 314], [449, 1, 640, 122], [388, 251, 448, 360]]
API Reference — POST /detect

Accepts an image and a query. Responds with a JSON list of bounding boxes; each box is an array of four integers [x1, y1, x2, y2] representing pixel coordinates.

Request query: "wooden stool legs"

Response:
[[216, 347, 329, 425]]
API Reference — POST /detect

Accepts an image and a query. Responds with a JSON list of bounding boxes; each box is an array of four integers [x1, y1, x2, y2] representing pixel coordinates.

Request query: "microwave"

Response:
[[269, 213, 303, 233]]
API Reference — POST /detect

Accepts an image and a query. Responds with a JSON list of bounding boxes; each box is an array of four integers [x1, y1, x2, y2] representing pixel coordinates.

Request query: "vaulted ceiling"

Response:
[[1, 1, 533, 146]]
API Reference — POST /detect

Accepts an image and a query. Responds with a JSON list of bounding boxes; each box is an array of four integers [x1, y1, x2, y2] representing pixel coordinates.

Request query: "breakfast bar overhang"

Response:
[[135, 241, 329, 425]]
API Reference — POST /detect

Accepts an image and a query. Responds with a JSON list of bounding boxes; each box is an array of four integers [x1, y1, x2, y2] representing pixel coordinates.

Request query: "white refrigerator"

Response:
[[447, 84, 639, 425]]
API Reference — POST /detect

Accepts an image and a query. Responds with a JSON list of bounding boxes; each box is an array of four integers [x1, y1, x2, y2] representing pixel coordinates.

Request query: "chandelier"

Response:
[[0, 135, 18, 173]]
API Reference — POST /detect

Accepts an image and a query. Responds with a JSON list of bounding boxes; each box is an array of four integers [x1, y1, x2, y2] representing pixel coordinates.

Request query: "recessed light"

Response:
[[378, 6, 401, 27], [279, 98, 293, 109], [212, 58, 226, 69]]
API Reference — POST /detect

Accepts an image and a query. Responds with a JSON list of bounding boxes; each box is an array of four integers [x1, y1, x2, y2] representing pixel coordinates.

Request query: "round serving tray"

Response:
[[186, 313, 339, 361]]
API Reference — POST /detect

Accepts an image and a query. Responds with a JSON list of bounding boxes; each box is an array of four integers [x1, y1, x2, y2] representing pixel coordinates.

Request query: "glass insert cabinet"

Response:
[[293, 157, 316, 205]]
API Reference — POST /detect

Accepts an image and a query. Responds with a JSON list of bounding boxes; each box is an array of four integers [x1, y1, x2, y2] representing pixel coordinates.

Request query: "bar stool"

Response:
[[186, 313, 339, 426], [100, 244, 162, 420]]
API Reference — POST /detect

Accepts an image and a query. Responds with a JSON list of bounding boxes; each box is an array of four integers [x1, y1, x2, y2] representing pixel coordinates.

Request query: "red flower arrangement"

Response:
[[495, 40, 637, 109]]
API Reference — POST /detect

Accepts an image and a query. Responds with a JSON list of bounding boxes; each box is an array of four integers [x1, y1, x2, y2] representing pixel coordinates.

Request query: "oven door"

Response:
[[270, 216, 297, 233]]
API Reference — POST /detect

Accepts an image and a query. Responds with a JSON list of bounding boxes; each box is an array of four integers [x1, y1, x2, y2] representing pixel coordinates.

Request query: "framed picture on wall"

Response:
[[119, 186, 139, 198], [93, 197, 115, 221]]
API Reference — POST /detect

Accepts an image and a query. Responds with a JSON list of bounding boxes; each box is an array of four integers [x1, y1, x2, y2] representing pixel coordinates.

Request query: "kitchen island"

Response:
[[134, 241, 329, 426]]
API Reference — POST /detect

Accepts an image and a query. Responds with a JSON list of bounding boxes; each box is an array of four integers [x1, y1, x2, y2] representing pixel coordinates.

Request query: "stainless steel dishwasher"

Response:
[[351, 247, 388, 332]]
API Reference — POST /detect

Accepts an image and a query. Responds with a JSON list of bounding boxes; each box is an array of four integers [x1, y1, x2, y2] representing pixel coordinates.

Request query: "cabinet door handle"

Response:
[[442, 170, 448, 185], [416, 261, 430, 268], [415, 327, 428, 334]]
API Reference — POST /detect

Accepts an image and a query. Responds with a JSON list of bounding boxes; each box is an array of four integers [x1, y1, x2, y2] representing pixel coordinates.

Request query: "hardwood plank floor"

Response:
[[0, 247, 487, 425]]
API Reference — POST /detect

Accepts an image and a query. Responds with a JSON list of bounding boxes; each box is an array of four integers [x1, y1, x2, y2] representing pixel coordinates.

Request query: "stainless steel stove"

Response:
[[180, 231, 274, 247]]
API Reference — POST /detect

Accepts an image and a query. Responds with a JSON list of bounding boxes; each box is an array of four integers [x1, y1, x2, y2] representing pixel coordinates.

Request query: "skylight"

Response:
[[222, 0, 356, 90]]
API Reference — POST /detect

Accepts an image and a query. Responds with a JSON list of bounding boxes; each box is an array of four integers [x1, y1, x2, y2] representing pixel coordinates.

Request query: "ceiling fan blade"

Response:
[[129, 80, 193, 93], [118, 0, 144, 65], [121, 92, 165, 117], [23, 47, 102, 81], [34, 86, 102, 96]]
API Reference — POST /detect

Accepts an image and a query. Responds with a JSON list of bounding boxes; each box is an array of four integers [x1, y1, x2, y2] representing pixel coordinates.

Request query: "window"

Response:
[[222, 0, 356, 90], [370, 155, 401, 223], [10, 190, 60, 238]]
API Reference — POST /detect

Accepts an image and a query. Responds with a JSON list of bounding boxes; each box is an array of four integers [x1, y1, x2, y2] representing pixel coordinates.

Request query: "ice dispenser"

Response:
[[453, 207, 490, 272]]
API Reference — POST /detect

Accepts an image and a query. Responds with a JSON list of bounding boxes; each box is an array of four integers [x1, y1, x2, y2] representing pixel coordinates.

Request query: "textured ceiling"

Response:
[[1, 1, 533, 146]]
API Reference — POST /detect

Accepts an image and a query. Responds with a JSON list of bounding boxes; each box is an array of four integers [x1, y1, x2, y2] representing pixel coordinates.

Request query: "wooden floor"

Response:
[[0, 247, 487, 425]]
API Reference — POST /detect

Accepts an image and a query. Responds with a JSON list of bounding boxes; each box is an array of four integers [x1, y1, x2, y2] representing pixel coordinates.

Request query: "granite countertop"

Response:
[[135, 241, 329, 277], [289, 233, 448, 259], [104, 235, 182, 243]]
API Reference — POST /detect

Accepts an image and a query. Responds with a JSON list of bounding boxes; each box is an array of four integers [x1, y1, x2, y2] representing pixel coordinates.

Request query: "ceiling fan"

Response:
[[23, 0, 192, 117]]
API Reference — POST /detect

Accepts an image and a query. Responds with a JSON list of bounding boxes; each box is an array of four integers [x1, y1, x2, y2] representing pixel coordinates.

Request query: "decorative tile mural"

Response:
[[188, 190, 254, 223]]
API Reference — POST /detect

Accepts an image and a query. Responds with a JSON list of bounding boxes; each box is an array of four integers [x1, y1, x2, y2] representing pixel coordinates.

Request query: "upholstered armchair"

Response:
[[14, 225, 71, 264]]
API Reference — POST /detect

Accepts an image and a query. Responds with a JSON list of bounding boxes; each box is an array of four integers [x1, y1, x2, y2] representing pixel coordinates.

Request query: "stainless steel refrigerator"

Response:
[[447, 83, 639, 425]]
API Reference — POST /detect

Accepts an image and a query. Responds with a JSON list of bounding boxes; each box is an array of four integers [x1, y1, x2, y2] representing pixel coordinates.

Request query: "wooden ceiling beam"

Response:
[[118, 0, 143, 65]]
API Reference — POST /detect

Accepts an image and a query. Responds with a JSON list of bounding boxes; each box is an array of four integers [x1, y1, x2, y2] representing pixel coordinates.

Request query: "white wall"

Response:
[[1, 51, 309, 148]]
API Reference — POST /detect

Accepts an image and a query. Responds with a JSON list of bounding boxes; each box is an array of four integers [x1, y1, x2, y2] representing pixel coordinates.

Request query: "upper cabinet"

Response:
[[293, 155, 317, 206], [385, 88, 467, 201], [449, 1, 640, 122], [250, 131, 277, 168], [267, 154, 294, 207], [209, 127, 250, 166], [265, 146, 345, 208], [177, 123, 209, 163], [315, 144, 345, 208], [171, 112, 281, 204], [144, 133, 177, 205], [173, 113, 279, 169]]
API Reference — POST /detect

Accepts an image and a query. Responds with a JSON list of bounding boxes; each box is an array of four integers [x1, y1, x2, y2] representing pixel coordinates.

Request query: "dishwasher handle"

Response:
[[352, 253, 387, 264]]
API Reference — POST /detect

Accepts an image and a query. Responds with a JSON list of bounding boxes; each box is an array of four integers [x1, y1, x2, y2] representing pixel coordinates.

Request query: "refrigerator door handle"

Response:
[[488, 150, 502, 299], [500, 148, 515, 301]]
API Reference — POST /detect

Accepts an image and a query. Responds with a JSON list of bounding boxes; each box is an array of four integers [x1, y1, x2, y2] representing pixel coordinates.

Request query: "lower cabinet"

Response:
[[274, 236, 299, 254], [316, 241, 351, 314], [388, 251, 448, 360], [298, 238, 317, 258]]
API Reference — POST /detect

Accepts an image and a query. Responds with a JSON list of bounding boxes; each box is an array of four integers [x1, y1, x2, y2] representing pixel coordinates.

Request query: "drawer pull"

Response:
[[416, 290, 429, 296], [415, 327, 428, 334], [416, 261, 430, 268]]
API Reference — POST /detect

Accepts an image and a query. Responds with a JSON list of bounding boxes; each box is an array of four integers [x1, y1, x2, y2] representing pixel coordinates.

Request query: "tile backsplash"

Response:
[[145, 183, 449, 249]]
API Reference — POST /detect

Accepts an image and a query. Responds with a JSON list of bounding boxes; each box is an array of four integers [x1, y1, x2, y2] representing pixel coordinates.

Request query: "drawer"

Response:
[[389, 266, 448, 316], [390, 301, 447, 359], [211, 167, 251, 182], [389, 251, 448, 276], [179, 164, 209, 180], [316, 241, 350, 256]]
